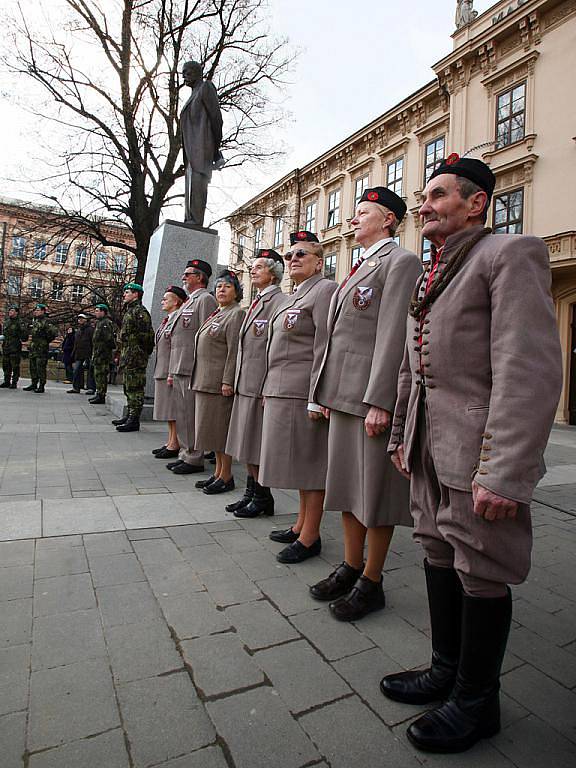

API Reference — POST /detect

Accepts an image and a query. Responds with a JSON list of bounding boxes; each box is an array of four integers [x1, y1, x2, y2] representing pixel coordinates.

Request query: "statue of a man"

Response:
[[455, 0, 478, 28], [180, 60, 223, 227]]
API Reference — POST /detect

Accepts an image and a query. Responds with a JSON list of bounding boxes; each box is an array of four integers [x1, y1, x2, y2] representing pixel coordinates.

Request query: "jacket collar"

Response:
[[441, 224, 486, 259]]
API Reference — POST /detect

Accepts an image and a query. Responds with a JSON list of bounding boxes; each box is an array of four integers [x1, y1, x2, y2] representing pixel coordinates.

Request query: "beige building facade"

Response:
[[227, 0, 576, 424]]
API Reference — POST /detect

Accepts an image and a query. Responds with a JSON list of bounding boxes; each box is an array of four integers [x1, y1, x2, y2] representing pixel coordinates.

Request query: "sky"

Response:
[[0, 0, 496, 257]]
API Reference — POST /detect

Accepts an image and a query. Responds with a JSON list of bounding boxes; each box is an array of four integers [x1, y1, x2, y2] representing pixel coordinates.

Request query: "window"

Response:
[[7, 275, 21, 296], [327, 189, 341, 228], [496, 83, 526, 149], [238, 234, 246, 261], [95, 251, 107, 270], [71, 284, 85, 301], [273, 216, 283, 248], [11, 236, 26, 258], [351, 245, 365, 267], [254, 226, 263, 253], [55, 243, 69, 264], [29, 277, 44, 299], [304, 201, 317, 232], [353, 175, 369, 209], [113, 253, 127, 274], [51, 280, 64, 301], [387, 157, 404, 196], [424, 136, 445, 185], [422, 237, 433, 263], [324, 253, 337, 280], [493, 188, 524, 234], [33, 240, 47, 261], [75, 246, 87, 267]]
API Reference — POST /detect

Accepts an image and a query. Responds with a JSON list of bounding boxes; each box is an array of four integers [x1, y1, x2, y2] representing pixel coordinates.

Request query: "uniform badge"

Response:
[[253, 320, 268, 337], [209, 322, 220, 337], [182, 317, 191, 329], [352, 286, 373, 311], [283, 310, 300, 330], [367, 261, 377, 267]]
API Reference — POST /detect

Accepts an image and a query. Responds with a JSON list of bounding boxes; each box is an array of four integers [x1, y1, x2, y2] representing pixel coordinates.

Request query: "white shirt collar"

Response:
[[360, 237, 395, 262], [258, 284, 278, 298]]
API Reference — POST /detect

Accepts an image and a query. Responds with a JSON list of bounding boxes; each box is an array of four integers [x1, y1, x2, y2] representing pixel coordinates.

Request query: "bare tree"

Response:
[[3, 0, 294, 281]]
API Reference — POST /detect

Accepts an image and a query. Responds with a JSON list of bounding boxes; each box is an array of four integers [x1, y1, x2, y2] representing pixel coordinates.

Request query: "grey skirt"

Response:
[[226, 394, 263, 465], [194, 391, 234, 453], [259, 396, 328, 491], [153, 379, 177, 421], [324, 409, 412, 528]]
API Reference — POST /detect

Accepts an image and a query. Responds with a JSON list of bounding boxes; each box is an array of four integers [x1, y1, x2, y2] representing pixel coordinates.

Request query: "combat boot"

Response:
[[34, 384, 45, 394], [23, 382, 37, 391], [0, 380, 10, 388], [10, 377, 18, 389], [111, 414, 129, 426], [89, 394, 106, 404], [116, 414, 140, 432]]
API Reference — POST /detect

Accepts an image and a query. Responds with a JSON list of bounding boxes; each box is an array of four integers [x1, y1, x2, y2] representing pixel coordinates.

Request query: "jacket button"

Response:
[[478, 468, 489, 475], [482, 432, 493, 439]]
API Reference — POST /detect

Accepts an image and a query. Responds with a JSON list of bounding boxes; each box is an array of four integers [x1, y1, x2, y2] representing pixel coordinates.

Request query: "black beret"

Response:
[[360, 187, 407, 222], [165, 285, 187, 302], [430, 154, 496, 199], [256, 248, 283, 264], [289, 231, 319, 245], [186, 259, 212, 278]]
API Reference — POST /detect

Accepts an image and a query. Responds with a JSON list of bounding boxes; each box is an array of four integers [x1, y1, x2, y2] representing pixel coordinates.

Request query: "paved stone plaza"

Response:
[[0, 381, 575, 767]]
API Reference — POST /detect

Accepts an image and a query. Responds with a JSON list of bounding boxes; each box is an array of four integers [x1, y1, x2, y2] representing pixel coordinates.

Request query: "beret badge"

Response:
[[296, 231, 307, 240], [367, 191, 379, 201], [445, 153, 460, 166]]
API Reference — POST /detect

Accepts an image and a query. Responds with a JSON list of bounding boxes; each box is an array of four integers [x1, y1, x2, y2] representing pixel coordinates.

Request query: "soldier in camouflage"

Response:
[[113, 283, 154, 432], [88, 304, 116, 405], [1, 306, 28, 389], [23, 304, 57, 394]]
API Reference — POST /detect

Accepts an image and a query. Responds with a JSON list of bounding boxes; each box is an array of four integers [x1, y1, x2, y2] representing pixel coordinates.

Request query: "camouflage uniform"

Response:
[[2, 317, 28, 386], [119, 299, 154, 417], [91, 316, 116, 395], [29, 316, 57, 387]]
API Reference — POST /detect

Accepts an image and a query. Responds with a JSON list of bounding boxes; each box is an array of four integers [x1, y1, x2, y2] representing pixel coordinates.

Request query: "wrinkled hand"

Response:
[[391, 445, 410, 479], [222, 384, 234, 397], [167, 376, 174, 387], [320, 406, 330, 419], [472, 481, 518, 521], [308, 410, 323, 421], [365, 407, 391, 438]]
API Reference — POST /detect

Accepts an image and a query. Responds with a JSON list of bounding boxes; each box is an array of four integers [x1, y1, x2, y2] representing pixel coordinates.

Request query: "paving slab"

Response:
[[0, 710, 26, 768], [96, 581, 163, 627], [33, 573, 96, 617], [132, 537, 185, 564], [0, 564, 34, 600], [290, 607, 375, 660], [493, 713, 576, 768], [207, 687, 319, 768], [181, 543, 236, 573], [32, 609, 107, 670], [83, 531, 133, 555], [201, 565, 263, 606], [0, 597, 32, 648], [0, 644, 30, 716], [159, 591, 231, 640], [153, 746, 228, 768], [28, 658, 120, 751], [167, 524, 214, 548], [126, 527, 171, 539], [28, 728, 130, 768], [143, 562, 204, 598], [357, 610, 430, 669], [106, 619, 183, 682], [225, 599, 300, 650], [89, 552, 146, 586], [117, 673, 215, 768], [43, 498, 124, 536], [0, 539, 35, 566], [114, 494, 197, 529], [256, 573, 320, 616], [34, 546, 89, 579], [181, 633, 265, 697]]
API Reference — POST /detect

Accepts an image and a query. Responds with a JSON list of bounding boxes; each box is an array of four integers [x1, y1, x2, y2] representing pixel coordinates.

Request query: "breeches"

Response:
[[410, 401, 532, 598], [29, 354, 48, 385], [3, 352, 21, 381], [123, 367, 147, 416]]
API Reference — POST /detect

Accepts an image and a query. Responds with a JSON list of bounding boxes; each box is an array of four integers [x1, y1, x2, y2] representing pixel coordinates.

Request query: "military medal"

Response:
[[283, 309, 300, 330], [253, 320, 268, 337], [209, 322, 220, 337], [352, 286, 373, 310]]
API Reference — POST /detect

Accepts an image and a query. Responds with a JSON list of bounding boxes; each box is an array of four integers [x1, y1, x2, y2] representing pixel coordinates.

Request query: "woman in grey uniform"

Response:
[[259, 231, 338, 563]]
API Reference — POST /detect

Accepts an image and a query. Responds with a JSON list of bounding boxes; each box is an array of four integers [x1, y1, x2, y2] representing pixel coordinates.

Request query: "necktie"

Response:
[[339, 257, 364, 291]]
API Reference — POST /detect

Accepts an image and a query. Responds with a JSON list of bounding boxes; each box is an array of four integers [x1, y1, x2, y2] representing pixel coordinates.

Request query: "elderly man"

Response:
[[380, 155, 562, 753], [165, 259, 217, 475]]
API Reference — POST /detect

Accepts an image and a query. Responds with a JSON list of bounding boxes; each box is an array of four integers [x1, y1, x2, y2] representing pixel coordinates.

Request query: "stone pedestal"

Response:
[[142, 220, 219, 398]]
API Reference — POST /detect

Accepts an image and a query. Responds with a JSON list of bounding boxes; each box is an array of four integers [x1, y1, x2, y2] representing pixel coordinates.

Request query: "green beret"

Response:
[[95, 303, 109, 311], [9, 305, 19, 312], [36, 303, 47, 310], [123, 282, 144, 293]]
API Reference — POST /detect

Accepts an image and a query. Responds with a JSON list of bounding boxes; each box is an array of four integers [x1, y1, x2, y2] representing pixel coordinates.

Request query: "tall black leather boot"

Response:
[[380, 561, 462, 704], [116, 413, 140, 432], [225, 475, 255, 513], [234, 482, 274, 518], [407, 588, 512, 753]]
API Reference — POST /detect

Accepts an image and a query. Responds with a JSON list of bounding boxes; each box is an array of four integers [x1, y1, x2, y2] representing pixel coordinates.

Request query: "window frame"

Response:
[[273, 216, 284, 248], [253, 225, 263, 254], [71, 283, 85, 301], [11, 236, 26, 258], [7, 274, 22, 296], [421, 237, 433, 263], [350, 245, 365, 269], [51, 280, 65, 301], [353, 175, 369, 210], [29, 276, 44, 299], [304, 201, 317, 232], [387, 157, 404, 197], [54, 243, 69, 264], [95, 251, 107, 271], [326, 189, 341, 228], [324, 252, 337, 281], [493, 187, 524, 234], [495, 81, 526, 150], [424, 136, 445, 186]]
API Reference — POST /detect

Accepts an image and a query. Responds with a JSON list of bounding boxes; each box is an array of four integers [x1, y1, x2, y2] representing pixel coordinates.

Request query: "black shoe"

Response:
[[225, 475, 255, 513], [0, 382, 10, 388], [152, 445, 167, 455], [329, 574, 385, 622], [67, 388, 81, 394], [167, 460, 184, 470], [234, 483, 274, 518], [111, 415, 128, 426], [204, 451, 215, 460], [406, 589, 512, 754], [23, 383, 37, 391], [88, 394, 106, 404], [203, 477, 235, 495], [310, 561, 364, 602], [172, 462, 204, 475], [10, 382, 17, 389], [116, 415, 140, 432], [269, 527, 299, 544], [277, 538, 321, 564], [380, 561, 462, 705], [154, 447, 180, 459], [195, 474, 216, 489], [34, 385, 45, 394]]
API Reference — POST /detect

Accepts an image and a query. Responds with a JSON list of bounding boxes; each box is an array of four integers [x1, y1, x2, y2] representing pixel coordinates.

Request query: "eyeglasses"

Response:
[[183, 270, 199, 277], [284, 249, 310, 261]]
